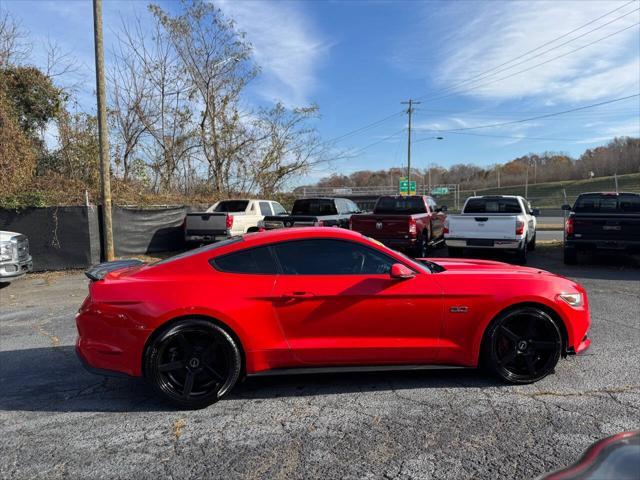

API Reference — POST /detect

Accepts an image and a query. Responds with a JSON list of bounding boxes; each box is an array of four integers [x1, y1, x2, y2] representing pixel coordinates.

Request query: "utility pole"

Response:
[[93, 0, 114, 261], [401, 99, 421, 187]]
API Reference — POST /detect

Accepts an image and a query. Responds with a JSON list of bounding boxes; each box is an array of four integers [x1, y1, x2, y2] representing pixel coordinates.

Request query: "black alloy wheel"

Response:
[[516, 241, 528, 264], [483, 307, 562, 384], [144, 319, 242, 409], [529, 233, 536, 251]]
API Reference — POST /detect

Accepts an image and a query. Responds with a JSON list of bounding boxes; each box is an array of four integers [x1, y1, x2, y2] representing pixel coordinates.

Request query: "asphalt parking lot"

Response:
[[1, 246, 639, 479]]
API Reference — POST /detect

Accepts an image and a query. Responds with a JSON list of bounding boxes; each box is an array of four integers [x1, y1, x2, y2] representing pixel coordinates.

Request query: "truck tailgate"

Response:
[[448, 215, 517, 239], [185, 212, 227, 235], [573, 214, 640, 240], [351, 215, 410, 237]]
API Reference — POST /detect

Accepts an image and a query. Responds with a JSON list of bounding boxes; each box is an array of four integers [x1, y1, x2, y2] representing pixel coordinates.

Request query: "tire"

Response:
[[516, 241, 527, 264], [411, 231, 429, 258], [564, 247, 577, 265], [481, 307, 562, 384], [144, 319, 242, 409], [447, 247, 463, 257], [529, 232, 536, 251]]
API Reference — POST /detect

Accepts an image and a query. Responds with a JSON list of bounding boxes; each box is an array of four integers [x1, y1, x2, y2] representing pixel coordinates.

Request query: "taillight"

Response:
[[443, 218, 449, 235], [226, 215, 234, 229], [565, 216, 574, 235], [515, 219, 525, 235], [408, 218, 417, 236]]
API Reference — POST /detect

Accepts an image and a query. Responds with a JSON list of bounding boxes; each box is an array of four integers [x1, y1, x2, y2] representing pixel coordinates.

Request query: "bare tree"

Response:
[[149, 0, 257, 193], [0, 12, 30, 67], [247, 103, 330, 194]]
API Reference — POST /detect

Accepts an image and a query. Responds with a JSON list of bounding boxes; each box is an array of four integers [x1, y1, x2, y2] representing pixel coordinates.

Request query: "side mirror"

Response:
[[532, 208, 540, 216], [438, 205, 448, 212], [390, 263, 415, 279], [561, 204, 571, 211]]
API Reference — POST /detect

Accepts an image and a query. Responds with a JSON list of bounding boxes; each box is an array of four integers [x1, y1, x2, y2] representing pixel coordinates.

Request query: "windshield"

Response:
[[292, 199, 338, 215], [464, 197, 522, 214], [574, 194, 640, 213], [213, 200, 249, 213], [374, 196, 427, 215]]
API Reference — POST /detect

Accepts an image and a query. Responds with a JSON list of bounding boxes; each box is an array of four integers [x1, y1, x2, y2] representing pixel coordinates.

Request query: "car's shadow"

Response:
[[0, 345, 506, 413]]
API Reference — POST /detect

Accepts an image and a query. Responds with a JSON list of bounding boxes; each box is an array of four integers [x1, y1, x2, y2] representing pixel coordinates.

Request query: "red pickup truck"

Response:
[[349, 195, 447, 256]]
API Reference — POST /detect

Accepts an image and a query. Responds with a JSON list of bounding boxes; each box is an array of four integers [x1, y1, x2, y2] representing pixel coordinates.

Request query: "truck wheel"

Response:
[[563, 247, 577, 265], [412, 232, 429, 258], [529, 233, 536, 251], [447, 247, 463, 257], [516, 242, 528, 264]]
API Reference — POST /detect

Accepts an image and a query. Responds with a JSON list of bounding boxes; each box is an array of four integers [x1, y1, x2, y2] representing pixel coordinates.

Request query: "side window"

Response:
[[272, 202, 287, 215], [348, 200, 360, 213], [427, 199, 437, 211], [259, 201, 272, 215], [273, 240, 396, 275], [211, 246, 278, 274], [334, 199, 346, 214]]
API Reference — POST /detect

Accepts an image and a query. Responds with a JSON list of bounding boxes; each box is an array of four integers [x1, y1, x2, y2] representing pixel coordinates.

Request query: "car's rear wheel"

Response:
[[529, 233, 536, 251], [482, 307, 562, 384], [144, 319, 242, 409], [516, 241, 528, 264]]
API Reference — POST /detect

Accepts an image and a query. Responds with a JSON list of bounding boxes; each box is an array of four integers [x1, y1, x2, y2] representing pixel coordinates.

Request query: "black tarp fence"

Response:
[[109, 206, 188, 256], [0, 205, 206, 271], [0, 206, 100, 271]]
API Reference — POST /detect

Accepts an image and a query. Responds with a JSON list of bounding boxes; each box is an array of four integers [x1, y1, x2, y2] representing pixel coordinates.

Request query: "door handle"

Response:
[[281, 291, 315, 299]]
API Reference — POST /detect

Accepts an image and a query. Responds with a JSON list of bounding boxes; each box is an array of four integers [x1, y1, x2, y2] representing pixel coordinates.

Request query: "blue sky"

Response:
[[3, 0, 640, 185]]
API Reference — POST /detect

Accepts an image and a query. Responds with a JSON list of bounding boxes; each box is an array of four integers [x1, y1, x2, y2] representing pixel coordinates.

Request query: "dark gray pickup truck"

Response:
[[563, 192, 640, 264], [260, 197, 360, 230]]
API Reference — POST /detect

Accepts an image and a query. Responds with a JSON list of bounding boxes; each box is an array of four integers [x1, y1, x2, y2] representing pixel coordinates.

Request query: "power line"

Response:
[[415, 130, 578, 143], [416, 1, 639, 102], [428, 94, 640, 133], [337, 128, 406, 160], [426, 21, 640, 103], [324, 110, 404, 144]]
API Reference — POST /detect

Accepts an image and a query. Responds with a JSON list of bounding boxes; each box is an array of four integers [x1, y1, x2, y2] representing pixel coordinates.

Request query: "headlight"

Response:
[[558, 292, 583, 307], [0, 241, 14, 261]]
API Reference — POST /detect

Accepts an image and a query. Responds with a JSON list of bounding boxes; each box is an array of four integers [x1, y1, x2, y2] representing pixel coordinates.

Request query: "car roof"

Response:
[[242, 227, 363, 247]]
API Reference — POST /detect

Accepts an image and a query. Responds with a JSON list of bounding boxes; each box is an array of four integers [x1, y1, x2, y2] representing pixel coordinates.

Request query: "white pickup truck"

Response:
[[0, 230, 33, 286], [444, 195, 539, 263], [184, 199, 288, 244]]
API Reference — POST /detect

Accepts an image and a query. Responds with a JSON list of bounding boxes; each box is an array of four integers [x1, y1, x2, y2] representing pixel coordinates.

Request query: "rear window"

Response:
[[211, 246, 278, 274], [464, 198, 522, 214], [213, 200, 249, 213], [574, 194, 640, 213], [291, 199, 338, 215], [153, 237, 243, 265], [374, 197, 427, 215]]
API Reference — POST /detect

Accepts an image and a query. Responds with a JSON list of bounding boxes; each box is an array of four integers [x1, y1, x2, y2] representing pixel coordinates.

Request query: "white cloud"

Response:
[[431, 1, 639, 102], [217, 0, 331, 106]]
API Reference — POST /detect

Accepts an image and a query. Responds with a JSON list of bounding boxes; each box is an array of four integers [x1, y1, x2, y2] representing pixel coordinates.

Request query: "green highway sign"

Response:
[[431, 187, 449, 195], [399, 179, 416, 195]]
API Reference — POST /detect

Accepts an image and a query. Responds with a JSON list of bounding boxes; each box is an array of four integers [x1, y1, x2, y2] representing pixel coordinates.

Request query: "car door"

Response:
[[270, 239, 444, 365]]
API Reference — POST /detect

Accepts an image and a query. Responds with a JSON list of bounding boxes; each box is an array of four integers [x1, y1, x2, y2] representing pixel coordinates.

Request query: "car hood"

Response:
[[426, 258, 555, 277]]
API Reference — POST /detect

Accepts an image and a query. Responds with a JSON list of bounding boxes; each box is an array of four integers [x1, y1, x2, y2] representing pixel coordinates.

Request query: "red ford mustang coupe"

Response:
[[76, 228, 590, 408]]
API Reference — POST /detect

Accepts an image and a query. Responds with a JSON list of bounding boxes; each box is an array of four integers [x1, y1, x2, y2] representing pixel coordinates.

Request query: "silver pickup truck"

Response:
[[0, 230, 33, 285]]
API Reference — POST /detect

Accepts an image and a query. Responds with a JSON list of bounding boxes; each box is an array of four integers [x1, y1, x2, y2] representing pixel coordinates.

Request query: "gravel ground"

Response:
[[1, 247, 639, 479]]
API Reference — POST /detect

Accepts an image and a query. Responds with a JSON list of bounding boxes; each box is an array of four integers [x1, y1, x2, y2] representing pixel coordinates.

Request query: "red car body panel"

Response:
[[76, 228, 590, 378]]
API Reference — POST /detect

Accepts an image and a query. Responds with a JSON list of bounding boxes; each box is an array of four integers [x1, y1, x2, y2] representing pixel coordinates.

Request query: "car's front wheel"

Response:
[[482, 307, 562, 384], [144, 319, 242, 409]]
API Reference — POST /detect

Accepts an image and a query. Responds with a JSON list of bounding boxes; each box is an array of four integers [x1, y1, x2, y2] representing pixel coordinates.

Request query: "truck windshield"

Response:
[[464, 198, 522, 214], [213, 200, 249, 212], [292, 199, 337, 215], [374, 197, 426, 214], [574, 194, 640, 213]]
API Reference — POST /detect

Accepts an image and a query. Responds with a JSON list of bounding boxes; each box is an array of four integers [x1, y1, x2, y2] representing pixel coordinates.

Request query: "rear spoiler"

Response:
[[85, 259, 144, 281]]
